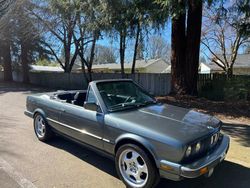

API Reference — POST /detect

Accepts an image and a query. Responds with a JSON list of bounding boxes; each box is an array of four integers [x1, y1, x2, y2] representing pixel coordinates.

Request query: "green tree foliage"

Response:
[[0, 0, 15, 81], [0, 0, 15, 17], [99, 0, 167, 75], [0, 0, 48, 82], [233, 0, 250, 37], [129, 0, 168, 73], [14, 1, 48, 82], [100, 0, 135, 76]]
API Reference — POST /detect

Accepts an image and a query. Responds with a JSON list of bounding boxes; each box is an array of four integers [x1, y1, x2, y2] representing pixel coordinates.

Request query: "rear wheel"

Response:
[[115, 144, 159, 188], [34, 114, 53, 142]]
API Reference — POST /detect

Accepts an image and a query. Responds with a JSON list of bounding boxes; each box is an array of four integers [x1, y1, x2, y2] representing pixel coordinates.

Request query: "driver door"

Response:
[[58, 86, 104, 149]]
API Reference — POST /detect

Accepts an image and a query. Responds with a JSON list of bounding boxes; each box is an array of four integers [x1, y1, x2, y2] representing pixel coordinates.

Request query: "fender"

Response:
[[33, 108, 47, 121], [115, 133, 159, 167]]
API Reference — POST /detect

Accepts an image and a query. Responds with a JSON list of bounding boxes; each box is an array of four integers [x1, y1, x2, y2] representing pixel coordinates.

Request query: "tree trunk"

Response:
[[80, 60, 91, 84], [185, 0, 203, 95], [227, 66, 233, 78], [64, 64, 71, 73], [64, 43, 71, 73], [119, 30, 126, 78], [131, 22, 140, 74], [21, 41, 30, 83], [1, 39, 13, 81], [87, 34, 97, 82], [170, 7, 187, 95]]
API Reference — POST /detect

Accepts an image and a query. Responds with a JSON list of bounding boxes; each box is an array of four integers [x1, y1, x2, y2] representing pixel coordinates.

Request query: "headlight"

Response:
[[214, 133, 219, 143], [210, 135, 214, 145], [195, 142, 201, 152], [211, 133, 219, 145], [185, 146, 192, 157]]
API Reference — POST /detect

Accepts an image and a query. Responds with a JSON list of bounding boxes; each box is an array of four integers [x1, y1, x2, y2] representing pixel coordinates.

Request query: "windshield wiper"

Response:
[[108, 101, 158, 112], [143, 100, 157, 105], [108, 102, 144, 111]]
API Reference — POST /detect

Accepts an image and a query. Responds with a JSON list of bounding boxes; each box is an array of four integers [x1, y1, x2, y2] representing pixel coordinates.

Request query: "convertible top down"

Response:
[[25, 79, 229, 188]]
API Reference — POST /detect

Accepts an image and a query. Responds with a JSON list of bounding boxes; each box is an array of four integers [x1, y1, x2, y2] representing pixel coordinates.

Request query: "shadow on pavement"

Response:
[[157, 161, 250, 188], [47, 136, 118, 178], [222, 123, 250, 147], [47, 136, 250, 188]]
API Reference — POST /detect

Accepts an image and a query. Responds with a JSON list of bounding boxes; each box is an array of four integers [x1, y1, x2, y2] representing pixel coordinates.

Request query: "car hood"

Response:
[[109, 103, 221, 145]]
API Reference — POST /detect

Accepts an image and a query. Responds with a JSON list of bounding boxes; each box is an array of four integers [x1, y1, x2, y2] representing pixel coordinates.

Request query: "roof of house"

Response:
[[232, 53, 250, 68], [90, 58, 169, 70], [29, 65, 64, 72], [209, 53, 250, 70], [204, 63, 224, 71], [161, 65, 171, 73], [30, 59, 170, 73]]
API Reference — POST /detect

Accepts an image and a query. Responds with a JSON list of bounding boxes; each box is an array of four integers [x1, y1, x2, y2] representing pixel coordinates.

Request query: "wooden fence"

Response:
[[11, 71, 172, 96], [0, 71, 3, 81], [1, 71, 248, 98]]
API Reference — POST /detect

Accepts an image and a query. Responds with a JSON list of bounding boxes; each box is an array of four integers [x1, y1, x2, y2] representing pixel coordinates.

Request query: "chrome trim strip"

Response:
[[47, 118, 102, 140], [47, 118, 111, 143], [103, 138, 110, 143]]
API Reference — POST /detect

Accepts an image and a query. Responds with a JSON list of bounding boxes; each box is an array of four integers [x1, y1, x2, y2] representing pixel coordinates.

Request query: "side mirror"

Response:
[[84, 102, 98, 111]]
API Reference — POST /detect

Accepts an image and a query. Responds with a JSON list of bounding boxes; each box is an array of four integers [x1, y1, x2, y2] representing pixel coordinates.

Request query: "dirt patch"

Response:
[[157, 95, 250, 125]]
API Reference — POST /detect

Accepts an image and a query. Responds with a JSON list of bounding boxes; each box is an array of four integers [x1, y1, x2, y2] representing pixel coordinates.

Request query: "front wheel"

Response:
[[34, 113, 53, 142], [115, 144, 159, 188]]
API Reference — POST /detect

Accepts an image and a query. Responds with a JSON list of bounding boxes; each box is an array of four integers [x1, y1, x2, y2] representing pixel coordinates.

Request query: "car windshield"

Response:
[[97, 81, 156, 112]]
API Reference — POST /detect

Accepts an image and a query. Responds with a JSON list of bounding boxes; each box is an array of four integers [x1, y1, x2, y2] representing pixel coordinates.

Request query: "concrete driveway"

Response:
[[0, 82, 250, 188]]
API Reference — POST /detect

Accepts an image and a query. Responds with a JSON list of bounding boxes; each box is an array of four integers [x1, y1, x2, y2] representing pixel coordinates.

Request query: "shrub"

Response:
[[199, 76, 250, 101]]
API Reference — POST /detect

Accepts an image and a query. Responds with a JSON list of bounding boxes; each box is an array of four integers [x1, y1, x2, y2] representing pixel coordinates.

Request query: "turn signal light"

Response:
[[200, 167, 209, 175]]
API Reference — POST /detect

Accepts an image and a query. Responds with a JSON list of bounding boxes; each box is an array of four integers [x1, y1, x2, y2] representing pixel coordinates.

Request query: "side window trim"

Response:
[[86, 86, 97, 104], [86, 85, 104, 114]]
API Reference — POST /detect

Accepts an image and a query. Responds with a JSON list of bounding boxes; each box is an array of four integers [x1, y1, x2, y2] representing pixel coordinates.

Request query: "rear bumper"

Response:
[[159, 134, 230, 181], [24, 110, 33, 118]]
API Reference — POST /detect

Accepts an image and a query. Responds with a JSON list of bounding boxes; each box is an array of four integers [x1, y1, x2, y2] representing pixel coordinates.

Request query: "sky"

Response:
[[96, 23, 172, 64], [95, 21, 214, 64]]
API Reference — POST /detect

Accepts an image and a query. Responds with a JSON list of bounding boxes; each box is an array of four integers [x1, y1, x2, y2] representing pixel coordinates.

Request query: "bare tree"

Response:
[[94, 45, 117, 65], [31, 0, 80, 73], [76, 28, 98, 83], [202, 1, 250, 77], [147, 35, 170, 61]]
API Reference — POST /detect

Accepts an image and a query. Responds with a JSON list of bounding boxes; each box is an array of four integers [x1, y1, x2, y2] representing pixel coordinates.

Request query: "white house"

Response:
[[199, 53, 250, 75]]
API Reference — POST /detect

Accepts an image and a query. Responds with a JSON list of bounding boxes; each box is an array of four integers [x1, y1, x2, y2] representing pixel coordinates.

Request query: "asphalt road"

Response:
[[1, 82, 250, 188]]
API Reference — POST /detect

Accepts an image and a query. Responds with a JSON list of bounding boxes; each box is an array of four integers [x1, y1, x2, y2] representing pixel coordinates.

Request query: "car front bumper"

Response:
[[159, 134, 230, 181], [24, 110, 33, 118]]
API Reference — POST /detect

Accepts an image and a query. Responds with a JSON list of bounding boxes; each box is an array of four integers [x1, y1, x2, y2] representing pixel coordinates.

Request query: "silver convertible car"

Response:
[[25, 79, 230, 188]]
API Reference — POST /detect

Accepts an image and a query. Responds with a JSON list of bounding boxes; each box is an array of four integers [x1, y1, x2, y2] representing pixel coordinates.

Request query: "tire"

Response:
[[115, 144, 160, 188], [33, 113, 53, 142]]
